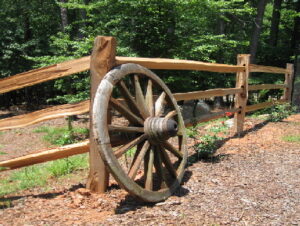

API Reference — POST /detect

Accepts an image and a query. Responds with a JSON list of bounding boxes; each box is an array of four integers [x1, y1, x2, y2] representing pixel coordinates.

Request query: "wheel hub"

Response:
[[144, 117, 178, 143]]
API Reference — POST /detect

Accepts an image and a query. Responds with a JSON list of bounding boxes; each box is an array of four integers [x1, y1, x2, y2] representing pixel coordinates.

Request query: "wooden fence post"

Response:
[[87, 36, 116, 193], [234, 54, 250, 134], [283, 63, 294, 102]]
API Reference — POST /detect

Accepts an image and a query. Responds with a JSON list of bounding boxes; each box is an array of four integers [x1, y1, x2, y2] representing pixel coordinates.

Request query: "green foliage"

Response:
[[0, 0, 298, 107], [125, 147, 136, 158], [33, 126, 89, 146], [188, 119, 229, 159], [282, 135, 300, 143], [268, 103, 297, 122], [0, 154, 88, 196], [194, 134, 220, 159], [9, 166, 48, 190], [250, 103, 296, 121], [47, 154, 88, 177]]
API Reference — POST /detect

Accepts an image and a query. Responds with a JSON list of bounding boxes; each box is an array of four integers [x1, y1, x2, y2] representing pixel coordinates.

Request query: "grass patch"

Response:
[[282, 135, 300, 143], [125, 147, 136, 157], [0, 144, 7, 155], [0, 154, 88, 196], [33, 126, 89, 146]]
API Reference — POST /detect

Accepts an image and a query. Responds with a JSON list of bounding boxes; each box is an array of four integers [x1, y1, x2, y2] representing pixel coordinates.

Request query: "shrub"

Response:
[[268, 103, 297, 122]]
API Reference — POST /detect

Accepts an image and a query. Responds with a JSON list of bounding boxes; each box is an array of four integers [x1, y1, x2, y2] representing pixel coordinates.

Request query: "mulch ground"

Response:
[[0, 114, 300, 225]]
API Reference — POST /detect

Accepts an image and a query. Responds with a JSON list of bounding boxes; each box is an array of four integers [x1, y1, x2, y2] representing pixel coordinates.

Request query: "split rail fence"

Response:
[[0, 36, 294, 193]]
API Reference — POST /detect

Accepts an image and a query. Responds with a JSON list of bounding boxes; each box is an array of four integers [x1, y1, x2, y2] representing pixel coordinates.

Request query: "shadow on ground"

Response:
[[0, 120, 271, 212], [0, 183, 85, 209]]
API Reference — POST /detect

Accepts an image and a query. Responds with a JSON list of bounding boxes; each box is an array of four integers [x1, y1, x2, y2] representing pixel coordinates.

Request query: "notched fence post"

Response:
[[87, 36, 116, 193], [234, 54, 250, 134], [283, 63, 294, 102]]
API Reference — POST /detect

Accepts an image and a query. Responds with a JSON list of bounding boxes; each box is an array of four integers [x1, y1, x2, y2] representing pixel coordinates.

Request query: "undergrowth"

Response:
[[251, 103, 296, 122], [187, 117, 230, 160], [0, 154, 88, 197], [33, 126, 89, 146], [282, 135, 300, 143]]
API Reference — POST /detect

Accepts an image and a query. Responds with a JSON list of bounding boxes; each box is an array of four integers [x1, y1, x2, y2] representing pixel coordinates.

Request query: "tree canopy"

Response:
[[0, 0, 299, 107]]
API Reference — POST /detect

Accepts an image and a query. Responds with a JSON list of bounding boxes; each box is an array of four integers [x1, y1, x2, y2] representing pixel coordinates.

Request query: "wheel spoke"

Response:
[[117, 80, 142, 118], [128, 141, 150, 179], [114, 134, 147, 159], [162, 141, 183, 159], [153, 146, 168, 188], [109, 97, 144, 126], [134, 75, 150, 118], [145, 79, 154, 116], [108, 125, 144, 133], [155, 92, 166, 116], [165, 110, 177, 119], [178, 135, 183, 152], [159, 147, 177, 178], [145, 148, 154, 190], [130, 141, 143, 169]]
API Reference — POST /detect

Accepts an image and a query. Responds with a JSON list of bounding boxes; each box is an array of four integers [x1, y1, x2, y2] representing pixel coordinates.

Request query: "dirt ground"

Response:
[[0, 114, 300, 225]]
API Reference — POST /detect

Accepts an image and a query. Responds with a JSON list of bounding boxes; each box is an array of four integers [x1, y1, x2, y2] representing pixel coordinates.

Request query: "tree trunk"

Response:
[[291, 0, 300, 56], [292, 56, 300, 111], [269, 0, 282, 46], [59, 0, 68, 31], [250, 0, 268, 63], [291, 0, 300, 110]]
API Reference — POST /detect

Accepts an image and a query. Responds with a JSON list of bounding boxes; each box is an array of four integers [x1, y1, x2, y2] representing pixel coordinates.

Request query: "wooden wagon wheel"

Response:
[[92, 63, 187, 202]]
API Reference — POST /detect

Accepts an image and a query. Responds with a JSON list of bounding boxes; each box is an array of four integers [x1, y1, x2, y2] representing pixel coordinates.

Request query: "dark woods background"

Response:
[[0, 0, 299, 109]]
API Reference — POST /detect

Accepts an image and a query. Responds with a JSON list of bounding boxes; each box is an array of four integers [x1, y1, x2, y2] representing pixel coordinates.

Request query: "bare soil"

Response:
[[0, 113, 300, 225]]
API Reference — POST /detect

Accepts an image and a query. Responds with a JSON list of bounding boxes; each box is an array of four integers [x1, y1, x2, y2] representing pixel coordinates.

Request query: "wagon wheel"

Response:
[[92, 63, 187, 202]]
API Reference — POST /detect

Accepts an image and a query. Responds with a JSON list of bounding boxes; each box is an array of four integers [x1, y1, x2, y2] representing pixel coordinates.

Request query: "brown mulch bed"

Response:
[[0, 114, 300, 225]]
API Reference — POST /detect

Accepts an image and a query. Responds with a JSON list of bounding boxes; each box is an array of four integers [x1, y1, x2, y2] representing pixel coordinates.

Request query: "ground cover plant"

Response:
[[250, 103, 297, 122], [0, 154, 88, 197], [33, 126, 89, 146], [187, 117, 230, 160], [0, 123, 89, 197], [282, 135, 300, 143]]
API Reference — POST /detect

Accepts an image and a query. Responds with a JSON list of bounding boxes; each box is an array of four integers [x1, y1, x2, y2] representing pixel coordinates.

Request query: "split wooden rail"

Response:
[[0, 36, 294, 193]]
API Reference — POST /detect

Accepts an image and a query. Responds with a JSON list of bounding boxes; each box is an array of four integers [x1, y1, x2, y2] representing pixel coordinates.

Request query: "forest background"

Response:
[[0, 0, 299, 108]]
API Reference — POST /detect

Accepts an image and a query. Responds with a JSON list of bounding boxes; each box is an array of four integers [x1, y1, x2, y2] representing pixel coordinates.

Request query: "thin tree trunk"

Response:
[[291, 0, 300, 111], [291, 0, 300, 55], [269, 0, 282, 46], [250, 0, 268, 63], [292, 56, 300, 111], [59, 0, 68, 31]]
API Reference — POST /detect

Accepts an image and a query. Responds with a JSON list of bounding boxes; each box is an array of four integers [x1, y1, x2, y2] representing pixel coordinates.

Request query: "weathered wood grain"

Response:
[[245, 100, 287, 112], [0, 100, 89, 131], [115, 56, 245, 73], [249, 64, 287, 74], [173, 88, 243, 101], [0, 56, 90, 94], [248, 84, 287, 91], [234, 54, 250, 134], [0, 140, 89, 171], [87, 36, 116, 193], [283, 64, 294, 102]]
